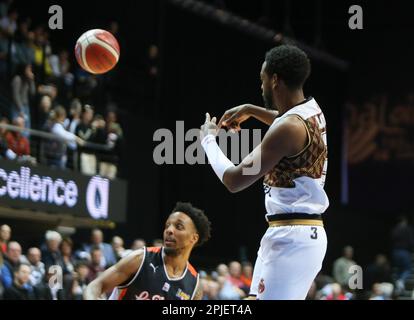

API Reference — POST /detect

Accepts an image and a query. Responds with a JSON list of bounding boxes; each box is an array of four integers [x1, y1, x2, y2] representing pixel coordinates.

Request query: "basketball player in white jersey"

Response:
[[200, 45, 328, 300]]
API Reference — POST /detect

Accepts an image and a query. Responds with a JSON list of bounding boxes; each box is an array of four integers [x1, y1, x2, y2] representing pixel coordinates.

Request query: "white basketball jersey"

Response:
[[263, 97, 329, 217]]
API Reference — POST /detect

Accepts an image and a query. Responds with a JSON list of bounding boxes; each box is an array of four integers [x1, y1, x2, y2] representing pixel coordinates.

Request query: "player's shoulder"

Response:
[[267, 114, 306, 139], [187, 262, 198, 278]]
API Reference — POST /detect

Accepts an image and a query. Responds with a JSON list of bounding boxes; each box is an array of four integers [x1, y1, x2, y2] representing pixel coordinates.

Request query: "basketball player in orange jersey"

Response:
[[84, 202, 211, 300], [200, 45, 328, 299]]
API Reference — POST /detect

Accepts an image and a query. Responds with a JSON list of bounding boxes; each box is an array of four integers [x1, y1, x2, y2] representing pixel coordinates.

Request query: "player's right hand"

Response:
[[218, 104, 253, 132]]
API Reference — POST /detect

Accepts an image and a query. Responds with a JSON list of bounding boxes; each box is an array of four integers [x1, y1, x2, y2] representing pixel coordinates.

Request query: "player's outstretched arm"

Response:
[[201, 114, 307, 193], [84, 249, 144, 300]]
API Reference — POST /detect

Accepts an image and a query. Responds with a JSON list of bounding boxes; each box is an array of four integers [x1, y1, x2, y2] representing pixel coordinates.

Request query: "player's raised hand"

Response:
[[200, 113, 219, 140], [218, 104, 253, 132]]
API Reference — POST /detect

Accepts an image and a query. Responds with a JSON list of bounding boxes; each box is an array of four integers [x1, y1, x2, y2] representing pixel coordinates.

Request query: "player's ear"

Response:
[[272, 74, 278, 90], [191, 233, 199, 246]]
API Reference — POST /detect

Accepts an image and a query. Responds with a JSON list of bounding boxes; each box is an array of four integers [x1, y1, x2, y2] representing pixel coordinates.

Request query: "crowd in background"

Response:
[[1, 217, 413, 300], [0, 0, 124, 179]]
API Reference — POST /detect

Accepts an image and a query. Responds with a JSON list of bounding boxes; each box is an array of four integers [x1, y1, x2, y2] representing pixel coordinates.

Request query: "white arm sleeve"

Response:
[[201, 134, 234, 182]]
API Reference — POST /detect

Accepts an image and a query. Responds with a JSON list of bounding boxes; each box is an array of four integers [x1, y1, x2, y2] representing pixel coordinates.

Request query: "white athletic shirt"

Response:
[[263, 97, 329, 217]]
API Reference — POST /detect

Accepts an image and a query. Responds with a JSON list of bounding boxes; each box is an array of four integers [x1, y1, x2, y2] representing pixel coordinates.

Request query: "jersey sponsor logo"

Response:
[[149, 263, 159, 273], [176, 288, 190, 300], [135, 291, 165, 300], [162, 282, 170, 292], [258, 278, 265, 294]]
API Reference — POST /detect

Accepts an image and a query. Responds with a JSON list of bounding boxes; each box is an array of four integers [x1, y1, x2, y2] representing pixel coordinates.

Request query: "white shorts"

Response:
[[250, 225, 327, 300]]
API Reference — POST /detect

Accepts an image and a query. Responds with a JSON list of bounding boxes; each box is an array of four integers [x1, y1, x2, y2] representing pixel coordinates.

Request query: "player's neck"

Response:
[[276, 90, 305, 114], [163, 250, 190, 275]]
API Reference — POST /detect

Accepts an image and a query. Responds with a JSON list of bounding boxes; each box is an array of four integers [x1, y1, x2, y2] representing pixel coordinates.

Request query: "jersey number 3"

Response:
[[310, 227, 318, 240]]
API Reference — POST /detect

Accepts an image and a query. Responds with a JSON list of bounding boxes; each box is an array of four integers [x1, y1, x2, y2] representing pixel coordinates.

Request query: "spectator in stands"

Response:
[[152, 238, 163, 247], [1, 241, 22, 288], [131, 238, 146, 250], [41, 230, 65, 272], [228, 261, 248, 294], [98, 110, 123, 179], [364, 254, 393, 292], [111, 236, 127, 261], [61, 237, 76, 275], [333, 245, 356, 288], [44, 106, 84, 169], [240, 261, 253, 289], [0, 224, 11, 254], [82, 228, 116, 268], [35, 268, 67, 300], [66, 98, 82, 134], [0, 7, 18, 37], [76, 104, 96, 175], [11, 63, 35, 131], [87, 246, 105, 283], [24, 247, 45, 287], [324, 283, 348, 300], [36, 95, 52, 130], [391, 215, 414, 291], [13, 22, 35, 67], [3, 263, 36, 300], [0, 117, 17, 160], [71, 261, 90, 300], [5, 115, 29, 156]]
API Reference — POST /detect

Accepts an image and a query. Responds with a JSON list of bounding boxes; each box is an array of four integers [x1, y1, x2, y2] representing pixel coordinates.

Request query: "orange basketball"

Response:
[[75, 29, 120, 74]]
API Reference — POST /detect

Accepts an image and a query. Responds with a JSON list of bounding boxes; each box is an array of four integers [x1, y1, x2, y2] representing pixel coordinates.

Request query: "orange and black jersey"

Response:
[[108, 247, 199, 300]]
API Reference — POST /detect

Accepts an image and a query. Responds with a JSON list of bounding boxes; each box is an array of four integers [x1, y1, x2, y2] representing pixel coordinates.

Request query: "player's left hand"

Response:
[[200, 112, 219, 140]]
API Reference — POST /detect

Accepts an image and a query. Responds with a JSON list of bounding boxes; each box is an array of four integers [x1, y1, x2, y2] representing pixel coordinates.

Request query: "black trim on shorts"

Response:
[[267, 213, 322, 222]]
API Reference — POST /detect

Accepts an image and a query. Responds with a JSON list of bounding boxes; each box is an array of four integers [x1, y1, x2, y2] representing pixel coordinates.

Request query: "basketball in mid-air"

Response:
[[75, 29, 120, 74]]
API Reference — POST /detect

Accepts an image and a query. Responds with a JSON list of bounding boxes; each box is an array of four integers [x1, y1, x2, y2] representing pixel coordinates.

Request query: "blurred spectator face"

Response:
[[39, 95, 52, 113], [106, 111, 117, 123], [109, 21, 119, 35], [61, 240, 72, 257], [59, 50, 69, 61], [26, 31, 35, 43], [82, 107, 94, 124], [27, 247, 41, 265], [70, 99, 82, 117], [91, 249, 102, 266], [77, 264, 89, 280], [8, 241, 22, 263], [229, 261, 242, 278], [131, 239, 146, 250], [376, 254, 388, 266], [13, 116, 25, 129], [372, 283, 383, 296], [91, 229, 103, 245], [0, 224, 11, 242], [216, 264, 229, 277], [148, 45, 158, 59], [47, 238, 60, 252], [152, 239, 163, 247], [112, 236, 124, 250], [344, 246, 354, 259], [15, 264, 31, 286], [242, 263, 253, 278], [24, 64, 33, 79], [208, 280, 220, 299]]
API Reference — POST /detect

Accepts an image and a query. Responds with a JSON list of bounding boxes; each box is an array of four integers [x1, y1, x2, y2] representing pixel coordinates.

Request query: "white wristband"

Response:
[[201, 134, 234, 182]]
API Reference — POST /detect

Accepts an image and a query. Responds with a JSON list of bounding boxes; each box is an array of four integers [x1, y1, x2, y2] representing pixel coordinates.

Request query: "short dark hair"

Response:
[[264, 45, 311, 90], [172, 202, 211, 247]]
